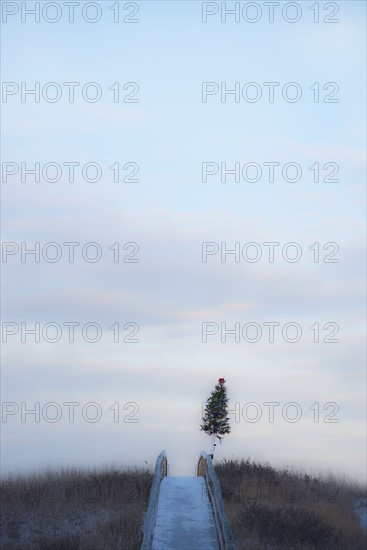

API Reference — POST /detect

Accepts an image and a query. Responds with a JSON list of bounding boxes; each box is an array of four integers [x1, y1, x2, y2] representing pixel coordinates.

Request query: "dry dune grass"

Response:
[[1, 458, 366, 549], [214, 457, 367, 550], [1, 466, 153, 549]]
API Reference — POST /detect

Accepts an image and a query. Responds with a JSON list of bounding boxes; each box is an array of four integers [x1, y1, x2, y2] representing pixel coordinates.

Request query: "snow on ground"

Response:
[[354, 497, 367, 530], [0, 506, 112, 549], [152, 476, 219, 550]]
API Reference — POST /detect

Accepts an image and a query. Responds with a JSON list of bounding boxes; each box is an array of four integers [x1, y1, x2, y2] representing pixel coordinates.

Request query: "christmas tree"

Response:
[[201, 377, 231, 459]]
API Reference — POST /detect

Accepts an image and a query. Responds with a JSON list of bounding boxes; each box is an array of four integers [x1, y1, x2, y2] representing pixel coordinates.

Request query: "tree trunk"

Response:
[[211, 432, 217, 459]]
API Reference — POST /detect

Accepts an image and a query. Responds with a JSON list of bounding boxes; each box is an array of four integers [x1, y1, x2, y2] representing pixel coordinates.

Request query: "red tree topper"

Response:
[[218, 377, 225, 384]]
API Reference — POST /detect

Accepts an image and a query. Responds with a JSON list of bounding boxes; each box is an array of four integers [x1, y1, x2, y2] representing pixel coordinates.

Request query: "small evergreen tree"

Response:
[[201, 377, 230, 459]]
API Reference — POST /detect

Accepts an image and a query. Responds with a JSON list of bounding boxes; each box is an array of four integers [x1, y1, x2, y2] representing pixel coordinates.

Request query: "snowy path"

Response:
[[151, 476, 220, 550]]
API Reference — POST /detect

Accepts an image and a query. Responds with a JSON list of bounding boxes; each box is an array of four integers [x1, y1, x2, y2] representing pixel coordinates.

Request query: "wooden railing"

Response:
[[141, 450, 168, 550], [197, 451, 235, 550]]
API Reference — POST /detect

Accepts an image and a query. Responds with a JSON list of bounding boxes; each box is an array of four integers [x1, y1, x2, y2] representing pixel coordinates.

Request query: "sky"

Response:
[[1, 0, 366, 484]]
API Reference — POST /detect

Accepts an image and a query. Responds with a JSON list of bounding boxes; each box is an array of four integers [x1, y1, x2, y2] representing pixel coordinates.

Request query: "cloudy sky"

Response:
[[1, 1, 366, 483]]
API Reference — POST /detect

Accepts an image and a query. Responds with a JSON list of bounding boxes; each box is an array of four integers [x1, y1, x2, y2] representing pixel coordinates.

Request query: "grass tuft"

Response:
[[1, 466, 153, 550], [215, 457, 367, 550]]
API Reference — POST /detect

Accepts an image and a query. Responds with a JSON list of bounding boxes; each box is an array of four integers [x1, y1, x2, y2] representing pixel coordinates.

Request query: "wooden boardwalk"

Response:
[[151, 476, 220, 550], [141, 451, 234, 550]]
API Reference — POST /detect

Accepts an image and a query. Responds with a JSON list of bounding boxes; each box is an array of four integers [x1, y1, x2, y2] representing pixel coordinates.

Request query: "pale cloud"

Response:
[[174, 301, 257, 320]]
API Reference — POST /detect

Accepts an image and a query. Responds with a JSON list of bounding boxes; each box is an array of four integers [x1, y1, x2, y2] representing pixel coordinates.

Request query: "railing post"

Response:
[[197, 451, 235, 550], [141, 450, 168, 550]]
